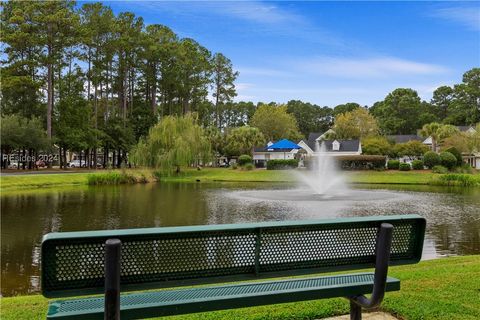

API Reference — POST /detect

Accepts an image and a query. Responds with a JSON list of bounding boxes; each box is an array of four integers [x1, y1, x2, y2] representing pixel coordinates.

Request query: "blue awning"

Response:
[[268, 139, 301, 150]]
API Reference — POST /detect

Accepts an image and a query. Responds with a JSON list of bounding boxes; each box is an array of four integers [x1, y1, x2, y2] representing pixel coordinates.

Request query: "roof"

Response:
[[268, 139, 301, 150], [305, 138, 360, 152], [306, 132, 323, 149], [387, 135, 423, 144], [457, 126, 475, 132], [253, 139, 300, 153]]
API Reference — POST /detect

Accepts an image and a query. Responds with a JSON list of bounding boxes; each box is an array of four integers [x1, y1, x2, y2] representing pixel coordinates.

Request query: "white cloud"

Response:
[[431, 6, 480, 31], [237, 67, 290, 77], [294, 56, 449, 78]]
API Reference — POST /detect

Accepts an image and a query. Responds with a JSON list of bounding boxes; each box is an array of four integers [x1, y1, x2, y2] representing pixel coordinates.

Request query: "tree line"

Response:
[[1, 1, 479, 170], [1, 0, 238, 168]]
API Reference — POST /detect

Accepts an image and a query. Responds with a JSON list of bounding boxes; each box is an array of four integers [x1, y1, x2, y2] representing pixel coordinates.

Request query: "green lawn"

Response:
[[2, 256, 479, 320], [1, 168, 479, 193]]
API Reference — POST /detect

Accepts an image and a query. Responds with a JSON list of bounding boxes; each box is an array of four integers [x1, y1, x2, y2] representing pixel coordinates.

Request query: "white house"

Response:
[[298, 132, 362, 156], [252, 140, 303, 167]]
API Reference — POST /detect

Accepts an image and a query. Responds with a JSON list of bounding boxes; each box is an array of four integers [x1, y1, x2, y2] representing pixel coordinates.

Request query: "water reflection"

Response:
[[1, 182, 479, 296]]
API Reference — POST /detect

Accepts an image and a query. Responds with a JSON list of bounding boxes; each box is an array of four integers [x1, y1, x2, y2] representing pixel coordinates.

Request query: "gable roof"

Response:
[[304, 138, 360, 152], [457, 125, 476, 132]]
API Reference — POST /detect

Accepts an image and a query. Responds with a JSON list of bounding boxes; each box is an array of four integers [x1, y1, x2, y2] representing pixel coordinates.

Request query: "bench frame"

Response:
[[42, 215, 425, 320], [102, 223, 393, 320]]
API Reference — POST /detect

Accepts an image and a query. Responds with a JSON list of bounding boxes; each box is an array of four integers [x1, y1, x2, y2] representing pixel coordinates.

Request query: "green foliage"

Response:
[[336, 155, 386, 170], [411, 160, 424, 170], [266, 159, 299, 170], [442, 147, 463, 166], [333, 108, 379, 139], [370, 88, 435, 135], [433, 174, 480, 187], [225, 126, 265, 157], [333, 102, 361, 116], [251, 104, 302, 142], [130, 114, 211, 173], [87, 171, 136, 185], [0, 114, 49, 152], [423, 151, 441, 169], [454, 163, 473, 174], [399, 163, 411, 171], [243, 163, 254, 171], [439, 151, 457, 169], [231, 163, 238, 170], [394, 141, 429, 158], [286, 100, 332, 138], [362, 136, 392, 156], [237, 155, 253, 166], [432, 165, 448, 174], [387, 160, 400, 170]]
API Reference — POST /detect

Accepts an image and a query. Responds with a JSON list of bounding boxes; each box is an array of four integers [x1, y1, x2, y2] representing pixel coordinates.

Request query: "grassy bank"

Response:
[[1, 168, 479, 193], [2, 256, 479, 320]]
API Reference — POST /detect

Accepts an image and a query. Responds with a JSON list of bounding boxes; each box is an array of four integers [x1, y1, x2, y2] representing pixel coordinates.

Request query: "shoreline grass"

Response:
[[1, 256, 479, 320], [1, 168, 479, 193]]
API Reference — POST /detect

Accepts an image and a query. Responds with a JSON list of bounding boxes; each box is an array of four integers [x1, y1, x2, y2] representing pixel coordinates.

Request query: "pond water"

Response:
[[1, 182, 479, 296]]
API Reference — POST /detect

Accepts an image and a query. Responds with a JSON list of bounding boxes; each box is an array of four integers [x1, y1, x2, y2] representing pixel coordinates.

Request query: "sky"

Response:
[[91, 0, 479, 107]]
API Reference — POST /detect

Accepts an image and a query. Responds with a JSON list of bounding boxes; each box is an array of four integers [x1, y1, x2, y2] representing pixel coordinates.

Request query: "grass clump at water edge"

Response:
[[87, 170, 155, 185]]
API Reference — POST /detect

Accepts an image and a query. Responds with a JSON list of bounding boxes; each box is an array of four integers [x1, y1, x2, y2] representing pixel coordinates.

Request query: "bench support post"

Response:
[[349, 300, 362, 320], [348, 223, 394, 317], [105, 239, 121, 320]]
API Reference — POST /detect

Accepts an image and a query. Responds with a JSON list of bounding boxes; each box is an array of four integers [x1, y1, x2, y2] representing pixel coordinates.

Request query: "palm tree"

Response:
[[420, 123, 459, 152], [420, 122, 442, 152]]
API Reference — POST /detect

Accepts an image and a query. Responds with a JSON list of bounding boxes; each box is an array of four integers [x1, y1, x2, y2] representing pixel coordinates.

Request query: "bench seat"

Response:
[[47, 272, 400, 320]]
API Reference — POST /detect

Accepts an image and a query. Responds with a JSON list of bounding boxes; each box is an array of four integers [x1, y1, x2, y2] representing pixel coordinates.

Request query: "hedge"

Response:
[[440, 151, 457, 169], [399, 163, 411, 171], [443, 147, 463, 166], [411, 160, 424, 170], [423, 151, 440, 169], [266, 159, 299, 170], [387, 160, 400, 170], [238, 155, 253, 166], [336, 155, 386, 170]]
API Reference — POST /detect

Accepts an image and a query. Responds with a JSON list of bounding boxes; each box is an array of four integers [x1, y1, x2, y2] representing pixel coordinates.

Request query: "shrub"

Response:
[[87, 171, 137, 185], [399, 163, 411, 171], [411, 160, 424, 170], [443, 147, 463, 166], [423, 151, 440, 169], [244, 163, 254, 171], [434, 173, 480, 187], [432, 165, 448, 174], [267, 159, 299, 170], [231, 163, 238, 170], [238, 154, 253, 166], [387, 160, 400, 170], [336, 155, 386, 170], [455, 163, 473, 174], [440, 151, 457, 169]]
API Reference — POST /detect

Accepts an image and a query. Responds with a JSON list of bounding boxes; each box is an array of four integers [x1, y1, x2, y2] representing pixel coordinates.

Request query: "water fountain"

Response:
[[295, 140, 348, 197]]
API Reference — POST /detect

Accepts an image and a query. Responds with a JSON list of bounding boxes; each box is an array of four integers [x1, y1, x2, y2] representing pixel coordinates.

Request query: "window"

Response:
[[332, 140, 340, 151]]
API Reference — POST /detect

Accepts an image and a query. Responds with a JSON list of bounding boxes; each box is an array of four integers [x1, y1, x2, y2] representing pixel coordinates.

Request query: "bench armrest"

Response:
[[350, 223, 393, 309]]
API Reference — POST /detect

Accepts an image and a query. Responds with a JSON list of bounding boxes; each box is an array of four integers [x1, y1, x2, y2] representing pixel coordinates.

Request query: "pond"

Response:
[[1, 182, 479, 297]]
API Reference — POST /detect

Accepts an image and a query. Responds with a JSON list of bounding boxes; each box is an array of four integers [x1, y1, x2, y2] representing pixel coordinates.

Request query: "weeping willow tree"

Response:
[[130, 113, 212, 173]]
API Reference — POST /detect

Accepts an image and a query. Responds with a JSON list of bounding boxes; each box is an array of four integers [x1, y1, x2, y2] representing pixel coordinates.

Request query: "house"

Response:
[[252, 139, 303, 167], [298, 132, 362, 156], [422, 125, 477, 150]]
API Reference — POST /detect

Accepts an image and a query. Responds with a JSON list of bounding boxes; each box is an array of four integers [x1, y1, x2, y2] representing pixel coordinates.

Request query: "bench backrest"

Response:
[[41, 214, 425, 298]]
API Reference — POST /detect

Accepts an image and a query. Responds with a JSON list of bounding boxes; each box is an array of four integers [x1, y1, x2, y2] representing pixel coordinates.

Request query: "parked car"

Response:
[[68, 160, 86, 168], [8, 161, 19, 169]]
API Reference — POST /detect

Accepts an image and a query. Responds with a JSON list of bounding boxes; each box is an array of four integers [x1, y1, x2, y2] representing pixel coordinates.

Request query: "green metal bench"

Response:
[[41, 214, 426, 320]]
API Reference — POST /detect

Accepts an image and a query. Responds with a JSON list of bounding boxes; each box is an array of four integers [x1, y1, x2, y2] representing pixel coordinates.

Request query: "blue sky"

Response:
[[95, 0, 479, 106]]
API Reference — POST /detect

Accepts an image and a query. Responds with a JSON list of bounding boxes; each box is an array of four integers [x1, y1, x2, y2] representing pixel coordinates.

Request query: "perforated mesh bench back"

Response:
[[41, 215, 425, 297]]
